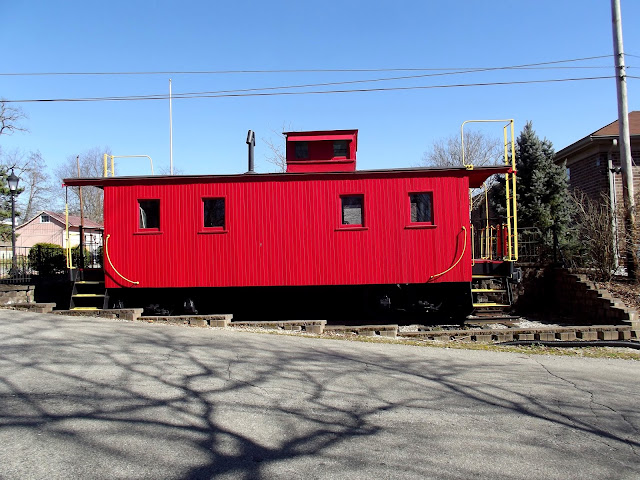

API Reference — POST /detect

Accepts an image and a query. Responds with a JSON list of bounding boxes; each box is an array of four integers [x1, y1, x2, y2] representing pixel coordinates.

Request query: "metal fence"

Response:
[[517, 227, 544, 264], [0, 241, 103, 284]]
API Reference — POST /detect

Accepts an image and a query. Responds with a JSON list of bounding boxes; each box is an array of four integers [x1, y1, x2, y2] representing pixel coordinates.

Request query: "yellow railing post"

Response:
[[510, 120, 518, 260], [65, 202, 72, 269]]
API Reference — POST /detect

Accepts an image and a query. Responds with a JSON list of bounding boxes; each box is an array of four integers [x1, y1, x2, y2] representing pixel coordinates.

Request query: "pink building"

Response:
[[16, 211, 103, 250]]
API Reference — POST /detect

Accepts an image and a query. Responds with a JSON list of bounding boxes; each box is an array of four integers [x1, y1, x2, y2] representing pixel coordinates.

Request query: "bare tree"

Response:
[[424, 131, 504, 213], [573, 191, 617, 281], [262, 123, 293, 173], [1, 149, 58, 223], [422, 131, 503, 168], [55, 147, 110, 224], [0, 100, 28, 139]]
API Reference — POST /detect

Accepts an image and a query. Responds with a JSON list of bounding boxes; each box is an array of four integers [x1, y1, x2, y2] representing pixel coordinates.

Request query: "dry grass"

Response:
[[235, 327, 640, 361], [596, 276, 640, 312]]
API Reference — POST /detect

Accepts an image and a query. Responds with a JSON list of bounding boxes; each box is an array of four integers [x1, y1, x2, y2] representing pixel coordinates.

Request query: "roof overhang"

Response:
[[555, 134, 640, 164], [63, 165, 510, 189]]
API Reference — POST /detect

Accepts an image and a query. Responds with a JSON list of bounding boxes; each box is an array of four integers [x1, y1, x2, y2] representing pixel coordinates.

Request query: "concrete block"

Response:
[[598, 330, 618, 341], [284, 325, 302, 331], [515, 333, 534, 341], [494, 333, 514, 342], [556, 332, 577, 341], [358, 329, 376, 336], [577, 331, 598, 341], [210, 319, 228, 328], [536, 333, 556, 341], [167, 317, 188, 325], [473, 334, 492, 343], [379, 329, 397, 338], [305, 324, 323, 334], [189, 319, 208, 327], [619, 330, 631, 340]]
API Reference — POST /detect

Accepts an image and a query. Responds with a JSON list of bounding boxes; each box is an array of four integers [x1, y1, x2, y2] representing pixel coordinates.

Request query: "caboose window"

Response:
[[295, 142, 308, 159], [203, 198, 225, 228], [410, 193, 433, 223], [333, 140, 348, 157], [139, 200, 160, 229], [341, 195, 364, 226]]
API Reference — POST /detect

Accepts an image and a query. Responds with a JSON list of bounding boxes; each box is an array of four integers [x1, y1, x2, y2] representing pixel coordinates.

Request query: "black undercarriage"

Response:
[[108, 282, 473, 324]]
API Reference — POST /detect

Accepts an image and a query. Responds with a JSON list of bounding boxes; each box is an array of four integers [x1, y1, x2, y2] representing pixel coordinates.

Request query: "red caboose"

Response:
[[64, 130, 509, 320]]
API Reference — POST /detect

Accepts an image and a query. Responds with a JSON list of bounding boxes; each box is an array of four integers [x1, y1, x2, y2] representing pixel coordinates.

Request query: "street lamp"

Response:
[[7, 169, 19, 275]]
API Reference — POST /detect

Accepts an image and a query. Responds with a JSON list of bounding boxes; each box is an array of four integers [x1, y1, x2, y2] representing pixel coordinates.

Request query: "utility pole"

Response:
[[611, 0, 636, 279]]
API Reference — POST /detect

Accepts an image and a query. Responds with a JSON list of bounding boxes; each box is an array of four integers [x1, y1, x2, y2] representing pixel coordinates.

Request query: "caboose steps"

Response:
[[69, 268, 108, 311], [470, 266, 516, 314], [472, 302, 511, 308]]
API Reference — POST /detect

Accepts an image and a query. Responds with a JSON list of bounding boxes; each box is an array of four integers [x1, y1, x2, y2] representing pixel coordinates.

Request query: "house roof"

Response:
[[17, 210, 103, 230], [555, 111, 640, 161], [591, 111, 640, 136]]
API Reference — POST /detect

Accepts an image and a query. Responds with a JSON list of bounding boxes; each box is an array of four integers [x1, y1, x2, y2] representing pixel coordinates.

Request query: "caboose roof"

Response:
[[63, 165, 509, 190], [283, 129, 358, 148]]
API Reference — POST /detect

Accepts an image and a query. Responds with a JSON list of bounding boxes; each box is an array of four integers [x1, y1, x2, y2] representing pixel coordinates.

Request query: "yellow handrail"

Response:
[[65, 202, 72, 268], [462, 119, 518, 262], [429, 226, 467, 281], [471, 225, 475, 266], [104, 234, 139, 285], [103, 154, 154, 177], [503, 121, 518, 261]]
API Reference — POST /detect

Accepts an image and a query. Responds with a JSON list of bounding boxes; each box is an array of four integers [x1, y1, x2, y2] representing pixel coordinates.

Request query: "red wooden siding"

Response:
[[101, 171, 473, 289]]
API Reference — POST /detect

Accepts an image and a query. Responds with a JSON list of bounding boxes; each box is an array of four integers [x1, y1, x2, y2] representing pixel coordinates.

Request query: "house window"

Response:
[[410, 193, 433, 223], [333, 140, 348, 157], [139, 200, 160, 229], [203, 198, 225, 228], [295, 142, 308, 159], [341, 195, 364, 226], [40, 214, 51, 223]]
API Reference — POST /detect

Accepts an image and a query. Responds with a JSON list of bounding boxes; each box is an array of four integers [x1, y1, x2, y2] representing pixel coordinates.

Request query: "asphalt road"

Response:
[[0, 310, 638, 480]]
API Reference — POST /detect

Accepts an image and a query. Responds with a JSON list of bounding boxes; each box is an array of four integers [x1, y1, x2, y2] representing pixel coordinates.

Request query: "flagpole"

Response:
[[169, 79, 174, 175]]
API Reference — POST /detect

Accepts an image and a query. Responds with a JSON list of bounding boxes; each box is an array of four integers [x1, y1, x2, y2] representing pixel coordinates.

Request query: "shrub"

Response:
[[28, 243, 67, 275], [95, 245, 104, 268], [572, 192, 617, 281], [71, 245, 91, 268]]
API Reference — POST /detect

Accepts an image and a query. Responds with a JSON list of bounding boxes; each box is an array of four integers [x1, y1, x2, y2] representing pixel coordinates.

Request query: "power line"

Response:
[[4, 76, 615, 103], [0, 55, 615, 77]]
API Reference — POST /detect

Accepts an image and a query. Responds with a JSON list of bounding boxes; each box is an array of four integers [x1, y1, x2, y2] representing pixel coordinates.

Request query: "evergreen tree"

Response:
[[494, 121, 574, 255]]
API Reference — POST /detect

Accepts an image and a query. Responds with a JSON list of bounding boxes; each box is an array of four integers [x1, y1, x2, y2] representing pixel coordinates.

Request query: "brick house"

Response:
[[555, 111, 640, 204], [555, 111, 640, 266]]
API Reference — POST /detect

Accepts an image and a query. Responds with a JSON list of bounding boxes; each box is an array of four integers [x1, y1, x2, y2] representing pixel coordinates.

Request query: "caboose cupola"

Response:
[[284, 129, 358, 173]]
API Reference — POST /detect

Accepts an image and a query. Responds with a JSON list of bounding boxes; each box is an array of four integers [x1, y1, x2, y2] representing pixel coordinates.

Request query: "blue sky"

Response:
[[1, 0, 638, 180]]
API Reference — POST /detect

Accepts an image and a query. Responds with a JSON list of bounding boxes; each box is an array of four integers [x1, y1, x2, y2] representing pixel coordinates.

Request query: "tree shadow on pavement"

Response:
[[0, 311, 638, 479]]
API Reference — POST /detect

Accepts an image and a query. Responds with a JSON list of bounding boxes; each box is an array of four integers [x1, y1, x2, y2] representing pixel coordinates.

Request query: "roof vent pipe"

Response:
[[246, 130, 256, 173]]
